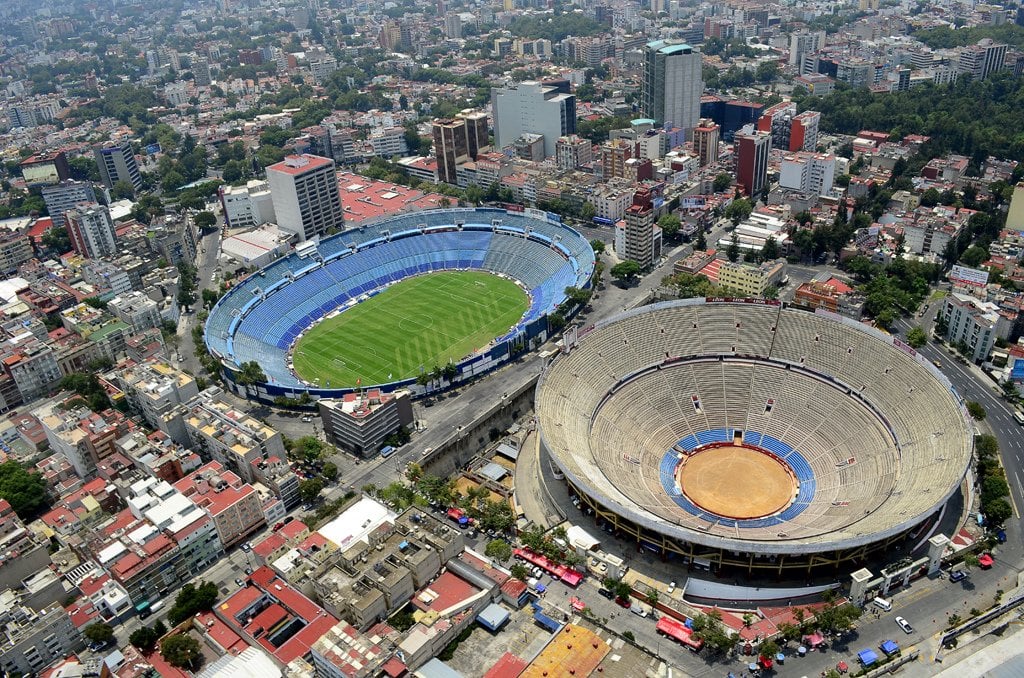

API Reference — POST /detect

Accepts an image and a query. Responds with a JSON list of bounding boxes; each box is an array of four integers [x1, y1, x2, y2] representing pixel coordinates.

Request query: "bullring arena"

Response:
[[535, 299, 975, 573]]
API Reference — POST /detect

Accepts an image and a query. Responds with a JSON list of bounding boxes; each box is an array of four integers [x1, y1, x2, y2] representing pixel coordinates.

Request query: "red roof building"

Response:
[[174, 461, 266, 549], [216, 566, 340, 665]]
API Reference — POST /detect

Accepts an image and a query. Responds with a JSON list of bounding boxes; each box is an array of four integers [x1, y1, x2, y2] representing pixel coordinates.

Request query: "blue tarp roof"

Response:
[[477, 603, 511, 631], [881, 640, 899, 655], [534, 610, 561, 632], [859, 649, 879, 665]]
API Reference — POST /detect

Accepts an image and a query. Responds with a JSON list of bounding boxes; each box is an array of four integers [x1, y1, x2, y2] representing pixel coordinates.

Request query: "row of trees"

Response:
[[177, 261, 199, 312], [976, 434, 1013, 527], [405, 465, 517, 533], [843, 255, 942, 329], [796, 71, 1024, 165]]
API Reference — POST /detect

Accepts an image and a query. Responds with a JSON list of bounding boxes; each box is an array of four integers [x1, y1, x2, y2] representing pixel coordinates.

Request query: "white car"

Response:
[[895, 616, 913, 634], [666, 581, 676, 594]]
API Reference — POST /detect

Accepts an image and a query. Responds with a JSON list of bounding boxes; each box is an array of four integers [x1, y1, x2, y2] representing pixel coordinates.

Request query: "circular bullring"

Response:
[[204, 208, 595, 398], [535, 299, 974, 564]]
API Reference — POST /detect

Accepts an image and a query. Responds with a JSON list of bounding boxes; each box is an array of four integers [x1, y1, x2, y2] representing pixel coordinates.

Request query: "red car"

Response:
[[272, 522, 285, 531], [615, 597, 631, 609]]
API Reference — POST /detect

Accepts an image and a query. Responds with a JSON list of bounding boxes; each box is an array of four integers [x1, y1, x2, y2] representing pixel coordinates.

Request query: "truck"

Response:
[[446, 507, 470, 527]]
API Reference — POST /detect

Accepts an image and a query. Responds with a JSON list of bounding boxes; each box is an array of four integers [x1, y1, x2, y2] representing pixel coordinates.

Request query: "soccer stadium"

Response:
[[535, 299, 975, 573], [204, 208, 595, 400]]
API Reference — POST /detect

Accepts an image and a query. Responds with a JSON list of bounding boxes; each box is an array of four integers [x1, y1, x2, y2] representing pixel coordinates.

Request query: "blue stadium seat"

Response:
[[207, 209, 595, 390]]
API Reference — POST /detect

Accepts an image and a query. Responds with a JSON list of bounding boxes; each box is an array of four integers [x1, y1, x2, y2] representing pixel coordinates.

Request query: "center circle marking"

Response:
[[676, 445, 797, 520]]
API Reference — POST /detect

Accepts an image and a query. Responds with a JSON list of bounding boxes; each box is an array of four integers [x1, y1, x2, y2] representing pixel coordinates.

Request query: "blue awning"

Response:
[[881, 639, 899, 655], [858, 649, 879, 665]]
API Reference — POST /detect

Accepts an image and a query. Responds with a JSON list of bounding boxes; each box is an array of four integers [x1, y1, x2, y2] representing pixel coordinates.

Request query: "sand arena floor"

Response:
[[678, 445, 797, 520]]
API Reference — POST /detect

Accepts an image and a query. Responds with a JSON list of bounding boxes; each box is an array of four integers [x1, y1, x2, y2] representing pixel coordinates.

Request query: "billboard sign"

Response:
[[949, 264, 989, 287]]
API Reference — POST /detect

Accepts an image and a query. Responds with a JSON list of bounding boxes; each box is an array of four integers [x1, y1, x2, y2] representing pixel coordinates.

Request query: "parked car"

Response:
[[949, 569, 967, 582], [666, 581, 676, 594], [240, 542, 251, 552], [235, 578, 245, 587], [597, 587, 614, 600], [895, 616, 913, 634], [301, 416, 312, 423], [615, 597, 632, 609]]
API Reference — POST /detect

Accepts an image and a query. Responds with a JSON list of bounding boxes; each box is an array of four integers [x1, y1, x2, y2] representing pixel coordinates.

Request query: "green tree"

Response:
[[222, 159, 244, 183], [0, 461, 50, 521], [590, 239, 605, 255], [161, 633, 202, 669], [478, 500, 516, 532], [201, 288, 221, 309], [610, 260, 642, 285], [177, 286, 196, 312], [713, 173, 733, 193], [921, 187, 941, 207], [129, 620, 166, 651], [985, 497, 1013, 525], [510, 563, 530, 580], [485, 539, 513, 562], [110, 179, 136, 201], [84, 622, 115, 645], [966, 401, 987, 420], [300, 477, 325, 503], [442, 362, 458, 382], [907, 326, 928, 348], [167, 582, 218, 625], [236, 361, 267, 398], [581, 202, 596, 220], [960, 245, 989, 267], [42, 226, 71, 253], [695, 230, 707, 250], [755, 61, 779, 83], [666, 271, 714, 299], [193, 211, 217, 230], [981, 475, 1010, 505], [727, 234, 740, 263], [322, 462, 338, 481], [760, 236, 779, 261], [657, 214, 681, 241], [131, 195, 164, 223], [725, 198, 753, 226], [691, 610, 734, 656], [757, 639, 780, 659]]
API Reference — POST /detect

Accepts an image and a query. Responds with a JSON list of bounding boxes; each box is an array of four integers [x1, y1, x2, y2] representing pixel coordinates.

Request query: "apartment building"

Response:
[[117, 361, 199, 441], [315, 502, 464, 629], [108, 291, 161, 333], [318, 389, 413, 457], [0, 595, 83, 677], [175, 462, 267, 549], [183, 387, 287, 483]]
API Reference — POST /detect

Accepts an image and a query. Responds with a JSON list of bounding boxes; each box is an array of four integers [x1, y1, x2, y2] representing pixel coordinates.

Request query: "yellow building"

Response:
[[716, 259, 787, 297]]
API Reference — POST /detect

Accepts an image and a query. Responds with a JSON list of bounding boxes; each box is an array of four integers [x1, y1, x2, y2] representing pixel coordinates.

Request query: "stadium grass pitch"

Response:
[[291, 271, 529, 388]]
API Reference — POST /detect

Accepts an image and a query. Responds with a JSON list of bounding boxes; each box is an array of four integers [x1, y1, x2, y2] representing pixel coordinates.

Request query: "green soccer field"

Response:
[[291, 271, 529, 387]]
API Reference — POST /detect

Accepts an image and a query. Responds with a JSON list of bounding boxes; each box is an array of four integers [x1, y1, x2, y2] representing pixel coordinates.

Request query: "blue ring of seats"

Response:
[[658, 429, 815, 528]]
